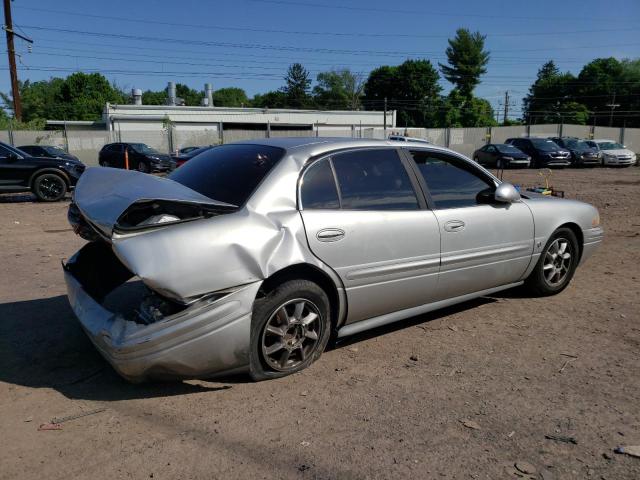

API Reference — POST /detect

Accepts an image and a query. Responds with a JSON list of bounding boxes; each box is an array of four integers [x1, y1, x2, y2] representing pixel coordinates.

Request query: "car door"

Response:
[[404, 148, 534, 300], [299, 148, 441, 324], [484, 145, 498, 166], [0, 144, 33, 189]]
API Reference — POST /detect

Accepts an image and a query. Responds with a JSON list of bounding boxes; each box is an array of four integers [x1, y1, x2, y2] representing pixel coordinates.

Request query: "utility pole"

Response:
[[606, 91, 620, 127], [3, 0, 32, 122], [383, 97, 387, 138], [503, 90, 509, 125]]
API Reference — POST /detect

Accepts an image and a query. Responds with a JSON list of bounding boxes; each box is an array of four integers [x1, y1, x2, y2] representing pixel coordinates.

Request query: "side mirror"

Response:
[[494, 182, 521, 203], [6, 153, 18, 162]]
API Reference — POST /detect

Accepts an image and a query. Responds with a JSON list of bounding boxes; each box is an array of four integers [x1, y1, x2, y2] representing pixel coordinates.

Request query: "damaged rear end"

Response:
[[63, 168, 262, 382]]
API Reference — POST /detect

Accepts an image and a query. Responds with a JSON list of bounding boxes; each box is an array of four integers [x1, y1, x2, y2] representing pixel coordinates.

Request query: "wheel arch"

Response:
[[258, 263, 345, 332], [556, 222, 584, 261], [28, 168, 71, 189]]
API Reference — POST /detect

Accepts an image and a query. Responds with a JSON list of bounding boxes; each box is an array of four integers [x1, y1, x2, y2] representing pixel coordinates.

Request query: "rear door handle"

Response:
[[317, 228, 345, 242], [444, 220, 465, 232]]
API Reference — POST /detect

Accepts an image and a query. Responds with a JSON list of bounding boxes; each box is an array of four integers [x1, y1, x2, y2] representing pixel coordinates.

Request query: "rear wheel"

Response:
[[33, 173, 67, 202], [525, 227, 579, 296], [137, 161, 150, 173], [250, 280, 331, 381]]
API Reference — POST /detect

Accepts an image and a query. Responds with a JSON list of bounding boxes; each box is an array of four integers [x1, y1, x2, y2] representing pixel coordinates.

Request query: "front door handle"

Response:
[[317, 228, 345, 242], [444, 220, 465, 232]]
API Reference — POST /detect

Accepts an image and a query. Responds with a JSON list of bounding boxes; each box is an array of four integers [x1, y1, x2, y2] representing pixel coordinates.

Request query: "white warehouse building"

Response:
[[103, 103, 396, 152]]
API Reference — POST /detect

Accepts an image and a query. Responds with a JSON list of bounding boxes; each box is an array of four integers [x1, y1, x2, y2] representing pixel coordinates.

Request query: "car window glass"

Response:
[[487, 146, 496, 153], [170, 144, 285, 207], [331, 149, 419, 211], [408, 151, 494, 209], [301, 159, 340, 209], [0, 145, 13, 159]]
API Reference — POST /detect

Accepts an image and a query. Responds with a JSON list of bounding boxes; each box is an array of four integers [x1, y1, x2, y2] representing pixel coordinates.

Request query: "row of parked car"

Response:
[[472, 137, 637, 169], [0, 136, 636, 203]]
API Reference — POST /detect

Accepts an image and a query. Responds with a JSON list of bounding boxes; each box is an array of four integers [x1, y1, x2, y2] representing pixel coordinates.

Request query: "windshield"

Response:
[[130, 143, 161, 155], [169, 144, 285, 206], [530, 139, 560, 151], [495, 144, 522, 154], [598, 142, 624, 150], [44, 146, 68, 156], [564, 139, 590, 150]]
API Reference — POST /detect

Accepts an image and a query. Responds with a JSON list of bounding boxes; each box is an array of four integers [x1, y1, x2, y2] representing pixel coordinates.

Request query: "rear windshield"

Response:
[[564, 139, 590, 149], [495, 144, 521, 154], [530, 139, 559, 151], [169, 144, 285, 206]]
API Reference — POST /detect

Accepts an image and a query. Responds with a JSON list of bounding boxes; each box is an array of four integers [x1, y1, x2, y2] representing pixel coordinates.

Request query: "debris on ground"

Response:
[[410, 355, 418, 362], [514, 461, 537, 475], [38, 423, 63, 431], [51, 408, 106, 425], [448, 325, 459, 332], [614, 445, 640, 458], [300, 441, 310, 447], [545, 434, 578, 444], [461, 419, 480, 430]]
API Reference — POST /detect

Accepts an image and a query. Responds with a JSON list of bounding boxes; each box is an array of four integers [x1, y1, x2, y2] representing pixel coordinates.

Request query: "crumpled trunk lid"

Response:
[[73, 167, 235, 237]]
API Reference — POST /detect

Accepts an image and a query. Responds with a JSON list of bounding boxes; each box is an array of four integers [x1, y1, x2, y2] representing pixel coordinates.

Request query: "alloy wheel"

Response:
[[261, 298, 323, 372], [543, 238, 573, 287], [38, 176, 64, 200]]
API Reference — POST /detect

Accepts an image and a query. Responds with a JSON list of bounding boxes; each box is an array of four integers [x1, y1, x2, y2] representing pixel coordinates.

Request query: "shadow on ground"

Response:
[[0, 293, 497, 400]]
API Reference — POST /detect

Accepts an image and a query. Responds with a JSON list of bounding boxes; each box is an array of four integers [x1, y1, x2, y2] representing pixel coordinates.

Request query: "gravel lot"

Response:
[[0, 167, 639, 480]]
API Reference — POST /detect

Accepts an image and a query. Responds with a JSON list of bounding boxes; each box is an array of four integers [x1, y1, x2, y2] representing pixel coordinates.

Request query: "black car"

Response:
[[548, 137, 601, 167], [19, 144, 81, 163], [172, 145, 216, 167], [0, 141, 85, 201], [505, 137, 571, 168], [472, 143, 531, 168], [99, 143, 175, 173]]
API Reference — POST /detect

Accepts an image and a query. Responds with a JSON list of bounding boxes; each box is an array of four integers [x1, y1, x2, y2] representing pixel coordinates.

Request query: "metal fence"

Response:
[[1, 124, 638, 167]]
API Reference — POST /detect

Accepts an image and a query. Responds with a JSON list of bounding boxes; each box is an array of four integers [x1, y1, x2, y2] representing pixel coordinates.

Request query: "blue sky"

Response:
[[3, 0, 640, 118]]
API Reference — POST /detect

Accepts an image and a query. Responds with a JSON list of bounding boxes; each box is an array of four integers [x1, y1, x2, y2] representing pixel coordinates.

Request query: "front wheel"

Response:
[[137, 161, 150, 173], [33, 173, 67, 202], [250, 280, 331, 381], [525, 227, 579, 296]]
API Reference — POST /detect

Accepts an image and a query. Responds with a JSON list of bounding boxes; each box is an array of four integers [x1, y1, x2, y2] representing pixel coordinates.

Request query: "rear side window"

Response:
[[301, 159, 339, 209], [331, 149, 419, 210], [169, 144, 285, 206], [408, 151, 494, 209]]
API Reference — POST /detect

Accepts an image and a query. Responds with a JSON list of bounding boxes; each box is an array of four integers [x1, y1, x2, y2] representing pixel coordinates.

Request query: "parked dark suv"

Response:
[[99, 143, 175, 173], [0, 141, 85, 201], [19, 144, 81, 163], [548, 137, 601, 167], [505, 137, 571, 168]]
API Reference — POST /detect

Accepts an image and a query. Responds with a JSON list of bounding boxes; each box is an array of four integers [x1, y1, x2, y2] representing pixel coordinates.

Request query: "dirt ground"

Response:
[[0, 167, 639, 480]]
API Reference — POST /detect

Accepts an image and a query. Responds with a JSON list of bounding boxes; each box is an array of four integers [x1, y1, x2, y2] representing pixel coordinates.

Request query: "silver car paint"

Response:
[[65, 138, 603, 381]]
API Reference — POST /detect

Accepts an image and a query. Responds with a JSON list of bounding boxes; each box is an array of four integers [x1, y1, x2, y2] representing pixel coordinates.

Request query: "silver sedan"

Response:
[[64, 138, 603, 382]]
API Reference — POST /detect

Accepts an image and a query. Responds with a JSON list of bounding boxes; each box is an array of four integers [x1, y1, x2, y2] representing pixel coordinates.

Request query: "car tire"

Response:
[[33, 173, 67, 202], [137, 161, 150, 173], [525, 227, 579, 296], [249, 279, 331, 381]]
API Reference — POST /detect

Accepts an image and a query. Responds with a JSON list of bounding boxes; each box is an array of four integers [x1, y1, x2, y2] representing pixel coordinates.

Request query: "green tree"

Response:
[[439, 89, 496, 127], [313, 69, 364, 110], [523, 61, 587, 124], [212, 87, 249, 107], [439, 29, 490, 99], [281, 63, 312, 108], [175, 83, 203, 106], [251, 90, 288, 108], [1, 72, 126, 122], [363, 60, 442, 127], [141, 89, 166, 105]]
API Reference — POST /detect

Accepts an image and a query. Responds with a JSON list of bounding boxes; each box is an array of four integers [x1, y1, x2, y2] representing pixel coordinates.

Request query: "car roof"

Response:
[[221, 136, 453, 158]]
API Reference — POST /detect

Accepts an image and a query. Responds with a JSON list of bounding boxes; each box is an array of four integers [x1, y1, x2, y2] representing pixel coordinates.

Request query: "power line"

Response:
[[246, 0, 634, 23], [12, 6, 639, 39], [18, 25, 640, 58]]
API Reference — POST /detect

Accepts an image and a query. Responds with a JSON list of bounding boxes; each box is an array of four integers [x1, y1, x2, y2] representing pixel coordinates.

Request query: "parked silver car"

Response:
[[64, 138, 603, 382]]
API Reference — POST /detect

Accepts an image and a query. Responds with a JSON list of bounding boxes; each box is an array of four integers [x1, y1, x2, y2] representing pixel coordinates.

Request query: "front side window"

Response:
[[300, 159, 339, 209], [331, 149, 419, 210], [408, 151, 495, 209]]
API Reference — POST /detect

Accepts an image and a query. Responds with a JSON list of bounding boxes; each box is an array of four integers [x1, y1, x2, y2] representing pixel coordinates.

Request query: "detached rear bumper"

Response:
[[579, 226, 604, 266], [63, 245, 259, 382]]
